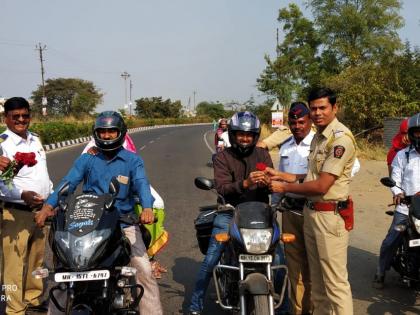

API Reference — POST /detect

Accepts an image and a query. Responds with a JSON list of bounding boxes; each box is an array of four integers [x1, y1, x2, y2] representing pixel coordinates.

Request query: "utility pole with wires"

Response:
[[121, 71, 130, 108], [129, 79, 133, 115], [193, 90, 197, 111], [36, 42, 47, 115]]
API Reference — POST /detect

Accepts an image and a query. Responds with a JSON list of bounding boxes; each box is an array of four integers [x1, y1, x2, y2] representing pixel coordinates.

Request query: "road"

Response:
[[33, 125, 420, 314]]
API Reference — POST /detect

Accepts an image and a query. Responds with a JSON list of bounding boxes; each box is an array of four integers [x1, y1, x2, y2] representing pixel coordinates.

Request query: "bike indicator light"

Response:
[[121, 266, 137, 276], [281, 233, 296, 243], [394, 224, 407, 232], [32, 267, 49, 279], [215, 232, 230, 243]]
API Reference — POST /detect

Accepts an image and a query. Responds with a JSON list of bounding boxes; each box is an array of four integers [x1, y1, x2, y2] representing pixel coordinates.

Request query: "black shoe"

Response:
[[26, 300, 49, 312], [372, 274, 385, 289]]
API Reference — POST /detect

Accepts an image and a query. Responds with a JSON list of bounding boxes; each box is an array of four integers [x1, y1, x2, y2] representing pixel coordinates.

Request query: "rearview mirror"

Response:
[[194, 177, 214, 190], [380, 177, 396, 188], [109, 177, 120, 197]]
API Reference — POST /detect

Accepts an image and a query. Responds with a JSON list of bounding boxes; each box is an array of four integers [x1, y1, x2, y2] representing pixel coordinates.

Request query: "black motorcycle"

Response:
[[34, 179, 143, 315], [194, 177, 293, 315], [381, 177, 420, 289]]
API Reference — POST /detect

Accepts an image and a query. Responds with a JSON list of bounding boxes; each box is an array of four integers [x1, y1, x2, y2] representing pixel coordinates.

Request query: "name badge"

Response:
[[116, 175, 129, 185]]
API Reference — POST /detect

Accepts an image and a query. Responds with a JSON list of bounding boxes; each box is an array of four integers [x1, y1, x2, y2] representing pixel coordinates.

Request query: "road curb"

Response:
[[43, 123, 211, 152]]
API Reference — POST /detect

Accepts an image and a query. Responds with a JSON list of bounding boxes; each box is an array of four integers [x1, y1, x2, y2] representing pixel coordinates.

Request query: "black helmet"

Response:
[[408, 112, 420, 150], [228, 111, 261, 156], [93, 111, 127, 151]]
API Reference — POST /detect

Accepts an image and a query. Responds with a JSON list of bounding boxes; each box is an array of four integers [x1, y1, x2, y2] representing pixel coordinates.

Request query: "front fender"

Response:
[[239, 273, 274, 295]]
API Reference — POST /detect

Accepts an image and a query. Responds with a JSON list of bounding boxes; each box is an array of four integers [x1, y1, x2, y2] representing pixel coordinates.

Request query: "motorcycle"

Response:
[[381, 177, 420, 289], [194, 177, 294, 315], [33, 179, 143, 315]]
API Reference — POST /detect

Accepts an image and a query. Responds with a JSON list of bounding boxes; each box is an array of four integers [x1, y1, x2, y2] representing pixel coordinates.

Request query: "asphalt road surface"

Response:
[[23, 125, 420, 314]]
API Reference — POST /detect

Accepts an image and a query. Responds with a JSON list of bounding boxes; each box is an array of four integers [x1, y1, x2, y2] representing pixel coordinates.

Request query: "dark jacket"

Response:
[[213, 147, 273, 206]]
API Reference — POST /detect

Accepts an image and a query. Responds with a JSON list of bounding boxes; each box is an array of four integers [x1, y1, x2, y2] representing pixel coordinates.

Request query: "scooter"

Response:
[[194, 177, 294, 315], [34, 179, 143, 315], [381, 177, 420, 289]]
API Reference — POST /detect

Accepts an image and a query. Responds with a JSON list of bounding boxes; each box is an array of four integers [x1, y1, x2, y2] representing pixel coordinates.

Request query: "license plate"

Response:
[[239, 254, 272, 263], [409, 239, 420, 247], [54, 270, 110, 283]]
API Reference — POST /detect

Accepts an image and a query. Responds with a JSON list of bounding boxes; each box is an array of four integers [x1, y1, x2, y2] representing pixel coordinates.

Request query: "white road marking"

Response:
[[140, 145, 146, 150], [204, 130, 215, 154], [149, 140, 154, 144]]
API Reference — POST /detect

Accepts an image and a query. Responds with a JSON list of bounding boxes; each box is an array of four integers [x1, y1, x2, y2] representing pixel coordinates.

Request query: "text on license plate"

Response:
[[54, 270, 110, 283], [239, 254, 272, 263], [409, 239, 420, 247]]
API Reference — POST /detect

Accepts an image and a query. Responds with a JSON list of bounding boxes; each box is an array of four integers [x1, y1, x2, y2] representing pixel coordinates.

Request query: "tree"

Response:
[[309, 0, 403, 67], [195, 101, 226, 119], [134, 97, 182, 118], [31, 78, 103, 117]]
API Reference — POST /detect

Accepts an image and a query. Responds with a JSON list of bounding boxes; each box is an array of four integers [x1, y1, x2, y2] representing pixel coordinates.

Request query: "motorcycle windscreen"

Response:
[[65, 194, 109, 237], [234, 201, 272, 229], [411, 196, 420, 219], [54, 228, 112, 270]]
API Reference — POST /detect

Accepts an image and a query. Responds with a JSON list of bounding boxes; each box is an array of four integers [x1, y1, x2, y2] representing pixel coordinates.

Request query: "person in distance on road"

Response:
[[35, 111, 163, 314]]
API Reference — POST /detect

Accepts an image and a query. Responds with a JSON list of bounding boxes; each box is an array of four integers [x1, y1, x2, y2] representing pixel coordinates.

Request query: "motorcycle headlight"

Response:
[[240, 228, 272, 254], [412, 216, 420, 234]]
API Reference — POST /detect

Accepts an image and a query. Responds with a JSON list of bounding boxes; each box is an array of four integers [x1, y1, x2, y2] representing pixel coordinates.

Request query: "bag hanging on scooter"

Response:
[[337, 196, 354, 231], [194, 208, 217, 255]]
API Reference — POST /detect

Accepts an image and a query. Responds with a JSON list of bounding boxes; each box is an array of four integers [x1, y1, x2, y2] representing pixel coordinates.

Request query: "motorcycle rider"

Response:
[[35, 111, 163, 314], [189, 111, 275, 314], [373, 112, 420, 289]]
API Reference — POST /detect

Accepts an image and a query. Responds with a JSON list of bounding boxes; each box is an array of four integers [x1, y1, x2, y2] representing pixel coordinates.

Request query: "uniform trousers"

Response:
[[48, 225, 162, 315], [303, 207, 353, 315], [282, 211, 312, 314], [2, 208, 47, 315]]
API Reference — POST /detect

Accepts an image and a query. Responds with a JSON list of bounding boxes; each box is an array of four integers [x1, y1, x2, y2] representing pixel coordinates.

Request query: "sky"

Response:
[[0, 0, 419, 113]]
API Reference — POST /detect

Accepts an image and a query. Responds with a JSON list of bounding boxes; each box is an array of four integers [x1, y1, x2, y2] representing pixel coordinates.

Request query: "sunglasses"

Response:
[[9, 114, 30, 120]]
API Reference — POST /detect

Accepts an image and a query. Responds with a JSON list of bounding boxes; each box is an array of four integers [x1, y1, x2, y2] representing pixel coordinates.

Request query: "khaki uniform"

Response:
[[262, 126, 291, 150], [303, 118, 356, 315]]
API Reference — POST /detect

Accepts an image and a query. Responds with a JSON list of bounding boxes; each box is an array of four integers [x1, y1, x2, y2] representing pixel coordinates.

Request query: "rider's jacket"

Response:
[[213, 147, 273, 207]]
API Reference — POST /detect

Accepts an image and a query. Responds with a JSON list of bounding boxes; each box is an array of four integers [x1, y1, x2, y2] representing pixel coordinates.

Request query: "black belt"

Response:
[[0, 201, 32, 211]]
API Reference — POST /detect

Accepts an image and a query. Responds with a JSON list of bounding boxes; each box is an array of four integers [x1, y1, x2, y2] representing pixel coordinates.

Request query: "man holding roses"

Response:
[[0, 97, 53, 315], [189, 112, 288, 314]]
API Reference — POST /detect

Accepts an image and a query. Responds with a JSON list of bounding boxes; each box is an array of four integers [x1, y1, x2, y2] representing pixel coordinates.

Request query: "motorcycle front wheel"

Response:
[[248, 295, 270, 315]]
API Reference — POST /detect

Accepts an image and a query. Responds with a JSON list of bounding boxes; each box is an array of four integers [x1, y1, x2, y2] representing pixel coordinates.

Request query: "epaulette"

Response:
[[30, 131, 40, 137], [0, 133, 8, 144], [283, 135, 294, 144]]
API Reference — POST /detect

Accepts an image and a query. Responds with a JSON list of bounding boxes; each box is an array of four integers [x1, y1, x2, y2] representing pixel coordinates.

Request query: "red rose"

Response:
[[14, 152, 37, 167], [256, 163, 267, 171]]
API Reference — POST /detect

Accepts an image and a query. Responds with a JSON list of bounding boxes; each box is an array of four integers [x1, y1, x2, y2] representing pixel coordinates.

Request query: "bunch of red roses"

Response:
[[0, 152, 37, 188]]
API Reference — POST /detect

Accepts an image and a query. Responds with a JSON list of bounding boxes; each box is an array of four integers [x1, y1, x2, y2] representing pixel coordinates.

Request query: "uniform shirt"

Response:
[[46, 148, 154, 214], [0, 129, 52, 203], [277, 131, 315, 202], [390, 146, 420, 215], [305, 118, 356, 202], [261, 126, 291, 150]]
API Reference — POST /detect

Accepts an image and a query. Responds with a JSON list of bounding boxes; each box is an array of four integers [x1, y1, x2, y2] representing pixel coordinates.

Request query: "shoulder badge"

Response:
[[0, 133, 8, 144], [333, 130, 345, 139], [30, 131, 40, 137], [333, 145, 346, 159]]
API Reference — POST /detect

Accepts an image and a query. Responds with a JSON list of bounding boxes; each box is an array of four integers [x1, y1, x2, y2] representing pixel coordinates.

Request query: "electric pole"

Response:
[[193, 90, 197, 111], [129, 79, 133, 115], [36, 42, 47, 115], [121, 71, 130, 108]]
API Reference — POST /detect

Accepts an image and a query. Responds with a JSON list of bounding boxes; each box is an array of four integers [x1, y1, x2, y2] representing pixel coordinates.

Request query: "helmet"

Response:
[[228, 111, 261, 156], [93, 111, 127, 151], [407, 112, 420, 150]]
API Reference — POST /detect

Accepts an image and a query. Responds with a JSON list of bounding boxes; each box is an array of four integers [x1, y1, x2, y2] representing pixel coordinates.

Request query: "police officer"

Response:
[[266, 88, 356, 315], [272, 102, 314, 315], [0, 97, 53, 315]]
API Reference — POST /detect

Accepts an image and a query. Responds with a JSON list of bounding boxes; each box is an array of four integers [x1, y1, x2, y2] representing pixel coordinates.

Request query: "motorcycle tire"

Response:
[[248, 295, 270, 315]]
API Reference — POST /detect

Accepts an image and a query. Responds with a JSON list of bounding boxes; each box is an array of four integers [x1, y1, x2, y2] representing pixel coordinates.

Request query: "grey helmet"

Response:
[[408, 112, 420, 150], [93, 111, 127, 151], [228, 111, 261, 156]]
